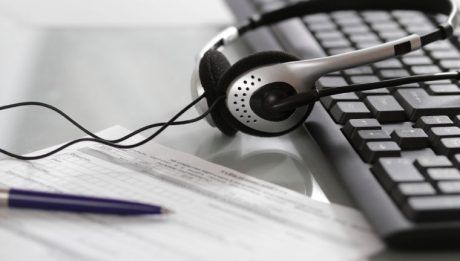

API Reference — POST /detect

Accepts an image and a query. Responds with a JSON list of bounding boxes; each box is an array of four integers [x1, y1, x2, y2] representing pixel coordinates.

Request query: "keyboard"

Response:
[[226, 0, 460, 248]]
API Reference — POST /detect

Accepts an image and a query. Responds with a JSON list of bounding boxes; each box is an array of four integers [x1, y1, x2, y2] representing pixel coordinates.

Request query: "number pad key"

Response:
[[390, 128, 428, 149], [351, 129, 391, 150], [362, 141, 401, 163], [415, 115, 453, 131], [342, 118, 381, 139], [372, 158, 425, 190], [426, 126, 460, 148], [404, 195, 460, 221], [320, 93, 359, 110], [427, 168, 460, 180], [392, 182, 436, 204], [415, 156, 453, 172], [330, 102, 372, 124], [438, 181, 460, 194], [364, 95, 406, 122], [438, 138, 460, 157]]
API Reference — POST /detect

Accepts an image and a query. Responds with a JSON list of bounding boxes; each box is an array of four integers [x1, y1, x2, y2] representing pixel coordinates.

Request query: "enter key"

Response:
[[395, 88, 460, 120]]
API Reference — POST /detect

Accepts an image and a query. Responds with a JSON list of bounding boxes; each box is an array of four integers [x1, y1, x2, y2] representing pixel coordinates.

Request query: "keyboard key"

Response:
[[415, 115, 454, 131], [395, 89, 460, 120], [321, 38, 351, 49], [411, 65, 442, 75], [315, 31, 344, 40], [438, 181, 460, 193], [390, 128, 428, 150], [350, 75, 379, 84], [316, 76, 347, 89], [427, 168, 460, 180], [372, 158, 424, 190], [406, 24, 435, 34], [388, 83, 421, 93], [379, 31, 406, 41], [342, 118, 381, 139], [308, 21, 337, 32], [401, 56, 432, 66], [426, 126, 460, 146], [403, 195, 460, 221], [343, 66, 373, 75], [357, 88, 390, 97], [405, 50, 428, 59], [379, 69, 410, 79], [373, 59, 403, 69], [342, 25, 370, 35], [351, 129, 391, 150], [330, 102, 372, 124], [423, 41, 455, 51], [364, 95, 406, 122], [320, 92, 359, 109], [349, 34, 379, 43], [431, 50, 460, 60], [439, 59, 460, 70], [427, 84, 460, 95], [372, 22, 400, 32], [392, 182, 436, 204], [438, 138, 460, 157], [415, 156, 453, 171], [362, 141, 401, 163]]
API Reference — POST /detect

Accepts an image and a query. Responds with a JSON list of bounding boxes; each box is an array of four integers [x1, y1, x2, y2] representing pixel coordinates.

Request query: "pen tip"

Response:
[[160, 207, 174, 215]]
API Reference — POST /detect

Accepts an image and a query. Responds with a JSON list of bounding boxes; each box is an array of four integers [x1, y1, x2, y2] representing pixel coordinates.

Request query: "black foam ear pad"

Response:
[[216, 51, 301, 136], [199, 50, 237, 135]]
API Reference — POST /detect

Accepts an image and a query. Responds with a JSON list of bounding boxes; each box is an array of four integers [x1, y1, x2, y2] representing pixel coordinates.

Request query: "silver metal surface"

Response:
[[226, 66, 310, 133], [197, 26, 238, 59], [286, 34, 422, 80]]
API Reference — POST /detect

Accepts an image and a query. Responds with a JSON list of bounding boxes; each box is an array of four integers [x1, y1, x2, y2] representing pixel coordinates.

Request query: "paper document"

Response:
[[0, 126, 383, 261]]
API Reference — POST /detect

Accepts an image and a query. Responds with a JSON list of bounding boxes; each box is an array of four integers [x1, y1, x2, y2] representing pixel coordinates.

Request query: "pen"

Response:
[[0, 187, 172, 215]]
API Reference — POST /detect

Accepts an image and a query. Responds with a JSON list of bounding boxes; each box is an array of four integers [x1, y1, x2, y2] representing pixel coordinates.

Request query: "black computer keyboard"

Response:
[[226, 0, 460, 248]]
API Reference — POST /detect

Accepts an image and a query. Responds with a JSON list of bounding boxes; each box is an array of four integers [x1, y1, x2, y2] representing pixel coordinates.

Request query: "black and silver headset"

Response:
[[1, 0, 459, 160], [191, 0, 459, 136]]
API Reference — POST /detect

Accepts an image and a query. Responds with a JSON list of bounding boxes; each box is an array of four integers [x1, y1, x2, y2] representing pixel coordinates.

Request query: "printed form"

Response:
[[0, 126, 383, 261]]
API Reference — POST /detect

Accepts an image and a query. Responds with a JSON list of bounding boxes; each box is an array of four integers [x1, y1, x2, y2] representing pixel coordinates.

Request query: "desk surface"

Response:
[[0, 1, 459, 260]]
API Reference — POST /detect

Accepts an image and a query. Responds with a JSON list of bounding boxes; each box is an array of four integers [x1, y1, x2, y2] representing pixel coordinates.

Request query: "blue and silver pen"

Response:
[[0, 187, 172, 215]]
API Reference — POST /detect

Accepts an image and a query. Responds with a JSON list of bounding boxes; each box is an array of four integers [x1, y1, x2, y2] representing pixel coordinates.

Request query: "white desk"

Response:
[[0, 1, 459, 260]]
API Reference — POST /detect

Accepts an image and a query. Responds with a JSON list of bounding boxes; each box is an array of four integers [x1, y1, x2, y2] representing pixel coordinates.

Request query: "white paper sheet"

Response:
[[0, 126, 383, 261]]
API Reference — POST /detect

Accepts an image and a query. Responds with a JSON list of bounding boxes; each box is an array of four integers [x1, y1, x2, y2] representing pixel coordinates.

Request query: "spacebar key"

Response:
[[395, 89, 460, 120], [404, 195, 460, 221]]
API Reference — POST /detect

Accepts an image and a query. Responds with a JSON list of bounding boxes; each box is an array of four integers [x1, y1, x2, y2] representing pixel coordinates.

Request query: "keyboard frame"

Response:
[[225, 0, 460, 248]]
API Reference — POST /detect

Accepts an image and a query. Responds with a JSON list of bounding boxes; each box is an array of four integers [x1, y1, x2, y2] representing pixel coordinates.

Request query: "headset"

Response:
[[1, 0, 459, 160], [191, 0, 459, 137]]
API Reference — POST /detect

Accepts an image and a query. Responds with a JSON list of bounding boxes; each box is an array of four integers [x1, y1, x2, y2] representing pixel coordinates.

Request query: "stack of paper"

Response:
[[0, 126, 383, 260]]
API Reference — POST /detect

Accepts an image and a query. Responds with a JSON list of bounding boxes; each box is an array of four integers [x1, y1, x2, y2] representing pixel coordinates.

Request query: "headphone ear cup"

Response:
[[216, 51, 301, 136], [199, 50, 238, 136]]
